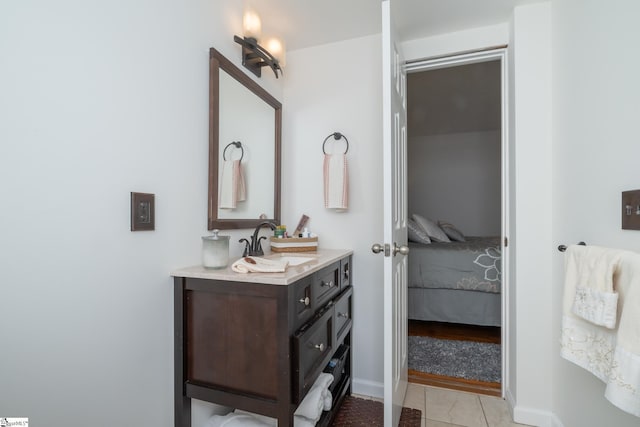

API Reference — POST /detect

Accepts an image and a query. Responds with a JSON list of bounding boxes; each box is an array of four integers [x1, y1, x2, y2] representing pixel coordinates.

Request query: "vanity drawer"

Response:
[[291, 275, 313, 329], [313, 262, 340, 309], [293, 306, 334, 403], [334, 287, 353, 343]]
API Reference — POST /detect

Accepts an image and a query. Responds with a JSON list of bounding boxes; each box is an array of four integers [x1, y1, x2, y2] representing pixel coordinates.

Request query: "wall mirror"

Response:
[[208, 48, 281, 230]]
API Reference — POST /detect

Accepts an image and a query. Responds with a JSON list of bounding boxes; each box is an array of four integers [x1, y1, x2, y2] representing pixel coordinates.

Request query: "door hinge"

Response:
[[504, 236, 508, 247]]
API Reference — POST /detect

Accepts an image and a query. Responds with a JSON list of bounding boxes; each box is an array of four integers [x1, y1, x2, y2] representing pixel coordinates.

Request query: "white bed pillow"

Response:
[[412, 214, 450, 242], [438, 220, 466, 242], [408, 218, 431, 244]]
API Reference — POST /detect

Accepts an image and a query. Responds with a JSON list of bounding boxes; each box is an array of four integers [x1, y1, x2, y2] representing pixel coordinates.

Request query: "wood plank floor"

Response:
[[408, 320, 501, 397]]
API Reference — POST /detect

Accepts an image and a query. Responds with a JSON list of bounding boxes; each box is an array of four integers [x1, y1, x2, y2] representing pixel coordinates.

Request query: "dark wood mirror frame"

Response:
[[208, 48, 282, 230]]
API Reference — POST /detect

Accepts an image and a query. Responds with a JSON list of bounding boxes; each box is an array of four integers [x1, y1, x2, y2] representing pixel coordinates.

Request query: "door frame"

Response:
[[404, 47, 510, 397]]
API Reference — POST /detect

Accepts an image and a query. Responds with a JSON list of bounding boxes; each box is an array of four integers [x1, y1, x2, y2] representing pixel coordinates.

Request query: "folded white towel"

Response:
[[204, 412, 271, 427], [294, 373, 334, 422], [561, 245, 640, 418], [233, 410, 276, 426], [323, 154, 348, 211], [204, 373, 335, 427], [231, 257, 289, 274], [219, 160, 246, 209], [573, 287, 619, 329], [211, 409, 320, 427], [566, 245, 621, 328], [322, 388, 332, 411]]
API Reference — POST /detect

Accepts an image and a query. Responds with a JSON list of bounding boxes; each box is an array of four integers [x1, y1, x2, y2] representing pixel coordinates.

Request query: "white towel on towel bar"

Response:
[[561, 245, 640, 418], [567, 245, 621, 329], [323, 153, 348, 211], [219, 159, 246, 209]]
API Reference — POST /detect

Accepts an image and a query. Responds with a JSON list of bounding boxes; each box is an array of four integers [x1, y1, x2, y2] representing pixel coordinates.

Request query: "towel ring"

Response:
[[223, 141, 244, 162], [322, 132, 349, 155]]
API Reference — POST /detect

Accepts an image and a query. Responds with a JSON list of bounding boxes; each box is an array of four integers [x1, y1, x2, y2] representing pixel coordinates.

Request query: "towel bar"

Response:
[[558, 242, 587, 252]]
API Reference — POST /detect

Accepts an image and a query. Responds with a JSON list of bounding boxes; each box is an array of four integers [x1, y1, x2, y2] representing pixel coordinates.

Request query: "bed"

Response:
[[407, 236, 502, 327]]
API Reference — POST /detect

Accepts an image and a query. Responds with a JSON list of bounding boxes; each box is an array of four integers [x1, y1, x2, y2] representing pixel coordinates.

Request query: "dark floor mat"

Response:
[[330, 396, 421, 427]]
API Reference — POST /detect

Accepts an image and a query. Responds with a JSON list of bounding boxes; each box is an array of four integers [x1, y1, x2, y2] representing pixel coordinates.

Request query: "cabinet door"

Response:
[[186, 287, 280, 400]]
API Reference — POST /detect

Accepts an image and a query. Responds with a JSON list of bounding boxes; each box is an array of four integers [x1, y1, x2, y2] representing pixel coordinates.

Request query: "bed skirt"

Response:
[[408, 287, 502, 327]]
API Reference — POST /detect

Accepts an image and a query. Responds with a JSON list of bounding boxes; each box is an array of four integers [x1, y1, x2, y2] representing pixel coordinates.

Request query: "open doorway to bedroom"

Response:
[[405, 52, 506, 397]]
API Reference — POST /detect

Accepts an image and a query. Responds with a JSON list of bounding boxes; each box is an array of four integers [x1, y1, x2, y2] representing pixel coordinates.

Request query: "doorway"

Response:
[[404, 49, 508, 397]]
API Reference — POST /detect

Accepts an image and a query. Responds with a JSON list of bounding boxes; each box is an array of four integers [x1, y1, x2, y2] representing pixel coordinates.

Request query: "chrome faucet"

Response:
[[239, 221, 277, 257]]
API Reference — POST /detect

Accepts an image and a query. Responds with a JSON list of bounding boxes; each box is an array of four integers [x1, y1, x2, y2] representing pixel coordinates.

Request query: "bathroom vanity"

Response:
[[171, 249, 353, 427]]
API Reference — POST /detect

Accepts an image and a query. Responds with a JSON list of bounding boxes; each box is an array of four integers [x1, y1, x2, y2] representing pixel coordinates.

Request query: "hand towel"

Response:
[[323, 154, 348, 211], [561, 245, 640, 418], [231, 256, 289, 274], [219, 160, 246, 209], [567, 245, 622, 329]]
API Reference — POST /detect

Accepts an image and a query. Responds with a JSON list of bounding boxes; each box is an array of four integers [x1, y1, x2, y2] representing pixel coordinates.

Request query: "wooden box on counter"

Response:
[[270, 236, 318, 253]]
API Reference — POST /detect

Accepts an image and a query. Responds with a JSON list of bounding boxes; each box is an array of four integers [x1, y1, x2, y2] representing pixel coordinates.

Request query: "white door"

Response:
[[377, 1, 409, 426]]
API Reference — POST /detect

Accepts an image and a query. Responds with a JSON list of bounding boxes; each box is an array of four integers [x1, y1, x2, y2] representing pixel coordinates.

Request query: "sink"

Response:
[[271, 254, 316, 266]]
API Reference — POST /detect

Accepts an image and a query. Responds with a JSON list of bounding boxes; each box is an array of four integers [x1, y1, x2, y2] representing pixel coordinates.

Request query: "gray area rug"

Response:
[[408, 336, 501, 383]]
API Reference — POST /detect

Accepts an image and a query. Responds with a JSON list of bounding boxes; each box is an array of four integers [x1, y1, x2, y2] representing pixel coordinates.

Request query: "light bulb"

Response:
[[243, 9, 261, 39], [264, 37, 286, 67]]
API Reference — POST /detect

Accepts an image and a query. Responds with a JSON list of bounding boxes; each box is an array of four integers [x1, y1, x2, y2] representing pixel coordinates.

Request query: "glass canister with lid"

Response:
[[202, 229, 230, 269]]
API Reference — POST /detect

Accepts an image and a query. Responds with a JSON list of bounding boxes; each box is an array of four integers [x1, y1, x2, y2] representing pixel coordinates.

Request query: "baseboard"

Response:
[[505, 388, 564, 427], [351, 377, 384, 400], [548, 412, 565, 427]]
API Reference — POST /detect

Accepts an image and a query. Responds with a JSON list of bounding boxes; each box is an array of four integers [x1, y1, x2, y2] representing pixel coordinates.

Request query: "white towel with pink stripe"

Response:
[[219, 160, 246, 209], [323, 153, 348, 211]]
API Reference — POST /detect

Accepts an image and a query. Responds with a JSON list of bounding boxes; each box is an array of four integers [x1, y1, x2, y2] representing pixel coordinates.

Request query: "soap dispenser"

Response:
[[202, 229, 230, 269]]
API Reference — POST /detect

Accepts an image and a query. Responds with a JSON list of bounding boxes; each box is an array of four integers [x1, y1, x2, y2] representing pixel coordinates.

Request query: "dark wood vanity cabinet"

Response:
[[173, 253, 353, 427]]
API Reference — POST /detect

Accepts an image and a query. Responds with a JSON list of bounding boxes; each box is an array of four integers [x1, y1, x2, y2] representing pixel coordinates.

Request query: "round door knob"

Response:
[[299, 297, 310, 306], [393, 243, 410, 256], [371, 243, 384, 254], [314, 343, 325, 352]]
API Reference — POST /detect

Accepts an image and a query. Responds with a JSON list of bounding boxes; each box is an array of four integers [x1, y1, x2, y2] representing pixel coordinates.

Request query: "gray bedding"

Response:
[[408, 287, 501, 326], [408, 236, 502, 294]]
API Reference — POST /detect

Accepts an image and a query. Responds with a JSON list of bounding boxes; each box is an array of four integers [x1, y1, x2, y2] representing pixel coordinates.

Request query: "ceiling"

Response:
[[254, 0, 544, 52], [251, 0, 542, 136], [407, 60, 502, 137]]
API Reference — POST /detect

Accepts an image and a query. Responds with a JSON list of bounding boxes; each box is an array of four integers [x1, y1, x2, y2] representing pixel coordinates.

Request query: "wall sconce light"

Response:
[[234, 10, 285, 79]]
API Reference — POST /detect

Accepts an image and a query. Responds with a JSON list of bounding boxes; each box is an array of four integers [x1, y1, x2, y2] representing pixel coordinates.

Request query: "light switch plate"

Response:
[[621, 190, 640, 230], [131, 192, 155, 231]]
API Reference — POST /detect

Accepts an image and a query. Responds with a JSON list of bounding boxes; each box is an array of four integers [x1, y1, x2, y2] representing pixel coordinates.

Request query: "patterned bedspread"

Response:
[[408, 236, 502, 293]]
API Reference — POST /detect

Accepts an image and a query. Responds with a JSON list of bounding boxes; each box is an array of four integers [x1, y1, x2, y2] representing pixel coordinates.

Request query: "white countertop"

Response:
[[171, 248, 353, 285]]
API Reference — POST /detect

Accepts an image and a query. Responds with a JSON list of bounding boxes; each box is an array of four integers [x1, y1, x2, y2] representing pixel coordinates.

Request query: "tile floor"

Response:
[[402, 384, 532, 427]]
